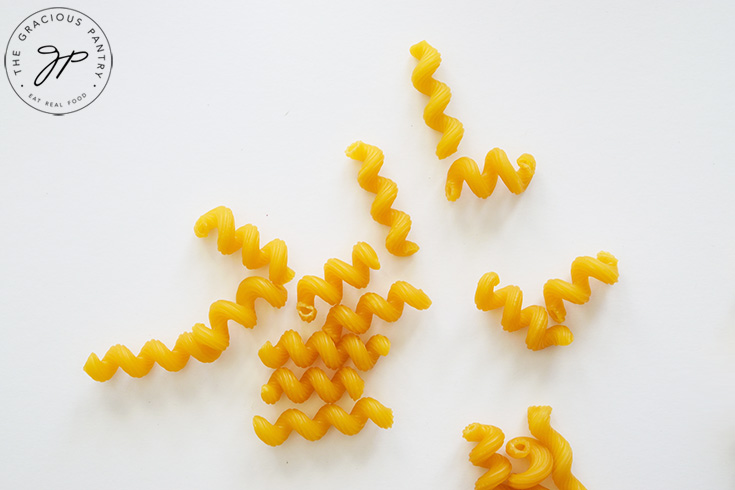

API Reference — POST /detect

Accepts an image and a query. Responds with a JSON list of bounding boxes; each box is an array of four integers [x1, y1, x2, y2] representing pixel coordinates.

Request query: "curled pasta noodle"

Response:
[[543, 251, 619, 323], [261, 366, 364, 404], [258, 329, 390, 371], [345, 141, 419, 257], [410, 40, 464, 159], [84, 276, 287, 381], [321, 281, 432, 340], [296, 242, 380, 322], [496, 485, 549, 490], [527, 406, 586, 490], [462, 423, 512, 490], [253, 397, 393, 446], [475, 272, 573, 351], [505, 437, 553, 489], [194, 206, 294, 285], [446, 149, 536, 202]]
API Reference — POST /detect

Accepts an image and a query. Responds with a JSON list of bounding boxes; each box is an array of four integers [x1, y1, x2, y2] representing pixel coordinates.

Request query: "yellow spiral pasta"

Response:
[[527, 406, 586, 490], [261, 366, 364, 404], [193, 206, 294, 285], [296, 241, 380, 322], [84, 276, 287, 381], [253, 397, 393, 446], [258, 329, 390, 371], [475, 272, 573, 351], [543, 251, 619, 323], [446, 149, 536, 201], [505, 437, 553, 489], [410, 40, 464, 159], [462, 423, 512, 490], [344, 141, 420, 257], [321, 281, 432, 340], [496, 485, 549, 490]]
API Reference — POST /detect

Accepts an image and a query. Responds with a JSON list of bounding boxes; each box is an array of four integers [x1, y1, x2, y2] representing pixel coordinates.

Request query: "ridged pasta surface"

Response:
[[410, 40, 464, 159], [84, 276, 287, 381], [475, 272, 573, 351], [463, 423, 512, 490], [296, 242, 380, 322], [505, 437, 553, 489], [258, 329, 390, 371], [527, 406, 586, 490], [543, 251, 619, 323], [261, 366, 364, 404], [253, 397, 393, 446], [345, 141, 419, 256], [322, 280, 432, 339], [446, 149, 536, 201], [194, 206, 294, 285]]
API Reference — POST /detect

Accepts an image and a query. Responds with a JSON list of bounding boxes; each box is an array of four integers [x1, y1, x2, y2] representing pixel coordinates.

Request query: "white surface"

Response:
[[1, 1, 734, 488]]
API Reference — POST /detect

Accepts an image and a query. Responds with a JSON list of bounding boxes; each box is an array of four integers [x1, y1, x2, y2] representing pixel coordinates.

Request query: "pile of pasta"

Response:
[[80, 39, 620, 483], [464, 406, 586, 490], [254, 241, 431, 446]]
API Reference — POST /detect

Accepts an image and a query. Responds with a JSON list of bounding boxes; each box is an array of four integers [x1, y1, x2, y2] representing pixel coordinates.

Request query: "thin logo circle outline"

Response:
[[4, 7, 113, 116]]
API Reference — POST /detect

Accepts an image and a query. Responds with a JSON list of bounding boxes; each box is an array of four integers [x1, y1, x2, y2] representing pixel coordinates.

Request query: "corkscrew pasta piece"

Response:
[[410, 40, 464, 159], [194, 205, 294, 285], [344, 141, 419, 257], [496, 486, 549, 490], [505, 437, 553, 489], [84, 276, 287, 381], [261, 366, 365, 404], [496, 485, 549, 490], [321, 280, 432, 340], [462, 423, 512, 490], [543, 251, 619, 323], [527, 406, 586, 490], [258, 329, 390, 371], [296, 241, 380, 322], [446, 149, 536, 202], [475, 272, 573, 351], [253, 397, 393, 446]]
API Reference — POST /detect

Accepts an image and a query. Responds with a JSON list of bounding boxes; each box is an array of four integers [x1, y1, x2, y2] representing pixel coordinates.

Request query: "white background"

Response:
[[1, 1, 734, 488]]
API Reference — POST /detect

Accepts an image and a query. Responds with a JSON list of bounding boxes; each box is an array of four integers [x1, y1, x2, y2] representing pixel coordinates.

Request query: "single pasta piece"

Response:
[[345, 141, 419, 256], [410, 40, 465, 159], [527, 406, 586, 490], [475, 272, 573, 351], [261, 366, 364, 404], [194, 206, 294, 285], [496, 485, 549, 490], [543, 252, 619, 323], [84, 276, 287, 381], [446, 149, 536, 201], [296, 242, 380, 322], [258, 329, 390, 371], [253, 397, 393, 446], [321, 280, 432, 340], [462, 423, 512, 490], [505, 437, 553, 489]]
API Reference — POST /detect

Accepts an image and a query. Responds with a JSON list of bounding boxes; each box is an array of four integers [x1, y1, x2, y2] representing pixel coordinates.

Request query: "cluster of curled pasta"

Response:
[[464, 406, 584, 490], [82, 41, 618, 481], [255, 245, 431, 446], [474, 252, 619, 350], [410, 40, 537, 202], [83, 206, 292, 382]]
